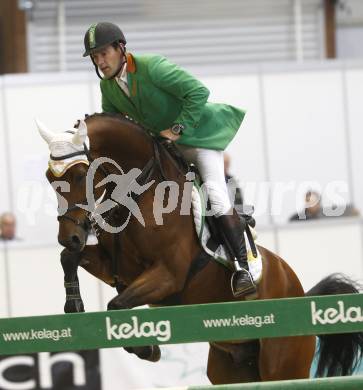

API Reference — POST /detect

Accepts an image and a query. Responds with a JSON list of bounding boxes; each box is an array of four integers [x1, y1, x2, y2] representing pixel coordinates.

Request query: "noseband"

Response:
[[50, 133, 99, 233]]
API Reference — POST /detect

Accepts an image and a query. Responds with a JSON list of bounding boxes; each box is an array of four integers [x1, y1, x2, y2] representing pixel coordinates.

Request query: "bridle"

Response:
[[50, 133, 101, 233], [52, 130, 161, 235], [51, 123, 188, 287]]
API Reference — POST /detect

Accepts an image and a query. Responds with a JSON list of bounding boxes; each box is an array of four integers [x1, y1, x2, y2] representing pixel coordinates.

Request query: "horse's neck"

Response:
[[88, 117, 153, 170]]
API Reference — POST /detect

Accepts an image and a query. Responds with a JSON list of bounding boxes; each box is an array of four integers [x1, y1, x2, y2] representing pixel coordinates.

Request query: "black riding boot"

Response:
[[216, 210, 256, 297]]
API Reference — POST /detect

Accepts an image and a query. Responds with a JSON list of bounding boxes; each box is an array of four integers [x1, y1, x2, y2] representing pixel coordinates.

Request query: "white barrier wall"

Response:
[[0, 79, 10, 212], [345, 67, 363, 221], [276, 219, 363, 290], [1, 74, 95, 245], [0, 245, 9, 318], [262, 69, 350, 224], [205, 74, 270, 225]]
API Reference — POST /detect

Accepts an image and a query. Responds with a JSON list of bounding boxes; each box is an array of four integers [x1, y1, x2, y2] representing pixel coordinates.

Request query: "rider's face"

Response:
[[91, 45, 123, 79]]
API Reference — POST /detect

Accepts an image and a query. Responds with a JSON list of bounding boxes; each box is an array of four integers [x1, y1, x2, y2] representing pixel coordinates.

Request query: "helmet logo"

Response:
[[88, 23, 98, 49]]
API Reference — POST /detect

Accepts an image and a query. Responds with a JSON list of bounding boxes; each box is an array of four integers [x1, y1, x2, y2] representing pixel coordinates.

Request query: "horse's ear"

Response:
[[35, 118, 54, 144], [72, 120, 88, 145]]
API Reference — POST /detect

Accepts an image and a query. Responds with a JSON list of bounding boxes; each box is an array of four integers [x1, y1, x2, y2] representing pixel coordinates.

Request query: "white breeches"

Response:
[[177, 145, 232, 217]]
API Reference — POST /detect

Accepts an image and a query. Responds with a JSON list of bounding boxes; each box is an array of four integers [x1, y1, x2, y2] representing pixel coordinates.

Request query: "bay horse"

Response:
[[37, 113, 363, 384]]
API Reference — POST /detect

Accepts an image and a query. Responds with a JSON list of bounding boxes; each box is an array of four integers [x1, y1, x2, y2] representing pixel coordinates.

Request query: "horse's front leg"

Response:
[[107, 262, 180, 363], [61, 242, 125, 312], [107, 262, 179, 310], [60, 248, 85, 313]]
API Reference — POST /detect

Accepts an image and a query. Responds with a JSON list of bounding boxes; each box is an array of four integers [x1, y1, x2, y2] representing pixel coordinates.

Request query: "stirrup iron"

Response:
[[231, 268, 256, 298]]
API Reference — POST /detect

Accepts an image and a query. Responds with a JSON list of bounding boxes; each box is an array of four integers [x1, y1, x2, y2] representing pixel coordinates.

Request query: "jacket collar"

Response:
[[126, 53, 136, 74]]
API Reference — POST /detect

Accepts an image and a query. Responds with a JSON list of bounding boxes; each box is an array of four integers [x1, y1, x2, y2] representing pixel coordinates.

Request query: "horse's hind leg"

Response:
[[259, 336, 315, 380], [207, 343, 260, 385], [123, 345, 161, 363], [60, 249, 84, 313]]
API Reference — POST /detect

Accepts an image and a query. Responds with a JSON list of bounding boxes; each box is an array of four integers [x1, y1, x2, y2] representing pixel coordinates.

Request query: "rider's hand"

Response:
[[159, 128, 180, 142]]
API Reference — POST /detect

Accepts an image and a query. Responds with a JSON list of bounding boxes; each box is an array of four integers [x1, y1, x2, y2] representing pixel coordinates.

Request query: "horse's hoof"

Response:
[[124, 346, 161, 362], [149, 345, 161, 362], [64, 299, 85, 313], [107, 296, 130, 310], [107, 300, 119, 311]]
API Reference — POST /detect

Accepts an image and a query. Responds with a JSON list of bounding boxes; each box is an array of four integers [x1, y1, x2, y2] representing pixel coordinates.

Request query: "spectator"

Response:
[[289, 190, 325, 222], [0, 212, 17, 240]]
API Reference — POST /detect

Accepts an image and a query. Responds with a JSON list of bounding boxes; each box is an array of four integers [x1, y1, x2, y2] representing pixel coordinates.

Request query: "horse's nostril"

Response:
[[71, 235, 81, 247]]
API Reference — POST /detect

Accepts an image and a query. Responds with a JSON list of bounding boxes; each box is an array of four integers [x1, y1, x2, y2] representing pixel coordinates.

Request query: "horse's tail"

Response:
[[305, 273, 363, 377]]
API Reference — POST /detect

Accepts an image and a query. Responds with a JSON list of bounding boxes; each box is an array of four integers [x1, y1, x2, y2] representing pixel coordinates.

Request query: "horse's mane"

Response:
[[85, 112, 144, 131], [83, 112, 189, 177], [86, 112, 126, 121]]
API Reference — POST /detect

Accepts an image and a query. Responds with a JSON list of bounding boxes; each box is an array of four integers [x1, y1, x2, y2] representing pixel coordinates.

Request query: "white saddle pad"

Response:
[[191, 185, 263, 284]]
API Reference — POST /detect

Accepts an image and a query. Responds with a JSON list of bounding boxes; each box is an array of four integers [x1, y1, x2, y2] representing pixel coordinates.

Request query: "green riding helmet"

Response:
[[83, 22, 126, 57]]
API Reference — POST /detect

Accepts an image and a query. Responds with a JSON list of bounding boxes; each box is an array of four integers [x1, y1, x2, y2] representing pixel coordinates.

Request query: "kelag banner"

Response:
[[0, 350, 101, 390], [0, 294, 362, 355]]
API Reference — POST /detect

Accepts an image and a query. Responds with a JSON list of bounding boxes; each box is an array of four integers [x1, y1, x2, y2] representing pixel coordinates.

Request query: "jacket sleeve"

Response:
[[147, 56, 210, 134], [100, 82, 118, 113]]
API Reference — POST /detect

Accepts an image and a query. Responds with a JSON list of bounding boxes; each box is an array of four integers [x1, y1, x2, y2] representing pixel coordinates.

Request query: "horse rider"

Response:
[[82, 22, 256, 296]]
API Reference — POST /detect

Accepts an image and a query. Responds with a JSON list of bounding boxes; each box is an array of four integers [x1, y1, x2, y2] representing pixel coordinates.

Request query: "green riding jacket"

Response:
[[100, 53, 246, 150]]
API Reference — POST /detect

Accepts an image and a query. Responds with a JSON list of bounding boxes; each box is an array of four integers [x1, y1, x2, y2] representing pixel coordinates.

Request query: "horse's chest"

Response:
[[99, 234, 147, 283]]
